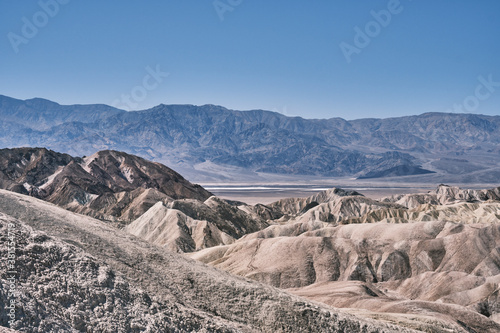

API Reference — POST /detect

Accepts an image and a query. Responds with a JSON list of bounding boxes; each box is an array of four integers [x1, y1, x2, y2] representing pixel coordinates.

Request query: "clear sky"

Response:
[[1, 0, 499, 119]]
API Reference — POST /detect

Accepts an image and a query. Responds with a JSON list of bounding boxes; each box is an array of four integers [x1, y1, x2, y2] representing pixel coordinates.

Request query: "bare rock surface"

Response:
[[291, 196, 401, 224], [191, 220, 500, 332], [256, 185, 500, 226], [0, 148, 269, 253], [0, 148, 211, 224], [125, 196, 268, 253], [0, 189, 415, 332], [190, 185, 500, 332], [295, 200, 500, 225], [245, 187, 402, 224], [269, 187, 363, 214], [0, 214, 239, 332], [0, 327, 20, 333]]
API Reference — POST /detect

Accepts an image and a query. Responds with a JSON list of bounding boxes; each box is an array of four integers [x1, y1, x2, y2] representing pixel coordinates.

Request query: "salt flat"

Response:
[[204, 182, 490, 205]]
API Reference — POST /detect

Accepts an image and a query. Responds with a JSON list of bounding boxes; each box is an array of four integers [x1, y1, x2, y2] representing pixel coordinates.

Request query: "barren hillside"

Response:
[[0, 189, 418, 332]]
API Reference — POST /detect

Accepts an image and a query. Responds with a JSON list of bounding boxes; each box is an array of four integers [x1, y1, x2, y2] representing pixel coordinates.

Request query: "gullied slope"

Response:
[[191, 221, 500, 332], [350, 201, 500, 225], [268, 187, 363, 216], [190, 185, 500, 332], [0, 189, 416, 333], [125, 196, 268, 253], [247, 187, 402, 224], [0, 148, 211, 223], [254, 185, 500, 226]]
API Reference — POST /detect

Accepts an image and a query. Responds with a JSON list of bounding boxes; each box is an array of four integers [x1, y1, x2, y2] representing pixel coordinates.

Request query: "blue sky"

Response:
[[0, 0, 499, 119]]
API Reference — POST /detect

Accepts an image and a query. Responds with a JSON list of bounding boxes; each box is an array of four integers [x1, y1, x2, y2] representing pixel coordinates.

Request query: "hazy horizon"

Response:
[[2, 93, 499, 122]]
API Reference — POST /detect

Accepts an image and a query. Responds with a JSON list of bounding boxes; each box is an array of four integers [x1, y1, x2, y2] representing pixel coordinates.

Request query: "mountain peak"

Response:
[[0, 148, 212, 222], [25, 97, 60, 105]]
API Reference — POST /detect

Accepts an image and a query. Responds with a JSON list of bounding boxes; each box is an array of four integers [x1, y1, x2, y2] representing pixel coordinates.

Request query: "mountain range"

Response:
[[1, 95, 499, 182]]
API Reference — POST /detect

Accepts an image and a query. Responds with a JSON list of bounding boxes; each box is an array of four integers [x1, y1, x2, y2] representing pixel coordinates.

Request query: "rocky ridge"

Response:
[[125, 196, 268, 253], [0, 148, 271, 253], [382, 185, 500, 208], [0, 148, 212, 224]]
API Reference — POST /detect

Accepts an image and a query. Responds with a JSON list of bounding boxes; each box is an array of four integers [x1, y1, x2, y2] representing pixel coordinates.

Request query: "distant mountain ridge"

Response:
[[1, 95, 499, 182]]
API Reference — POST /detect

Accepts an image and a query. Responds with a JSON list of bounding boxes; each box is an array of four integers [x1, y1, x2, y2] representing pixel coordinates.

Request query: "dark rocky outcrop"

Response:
[[0, 148, 212, 224]]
